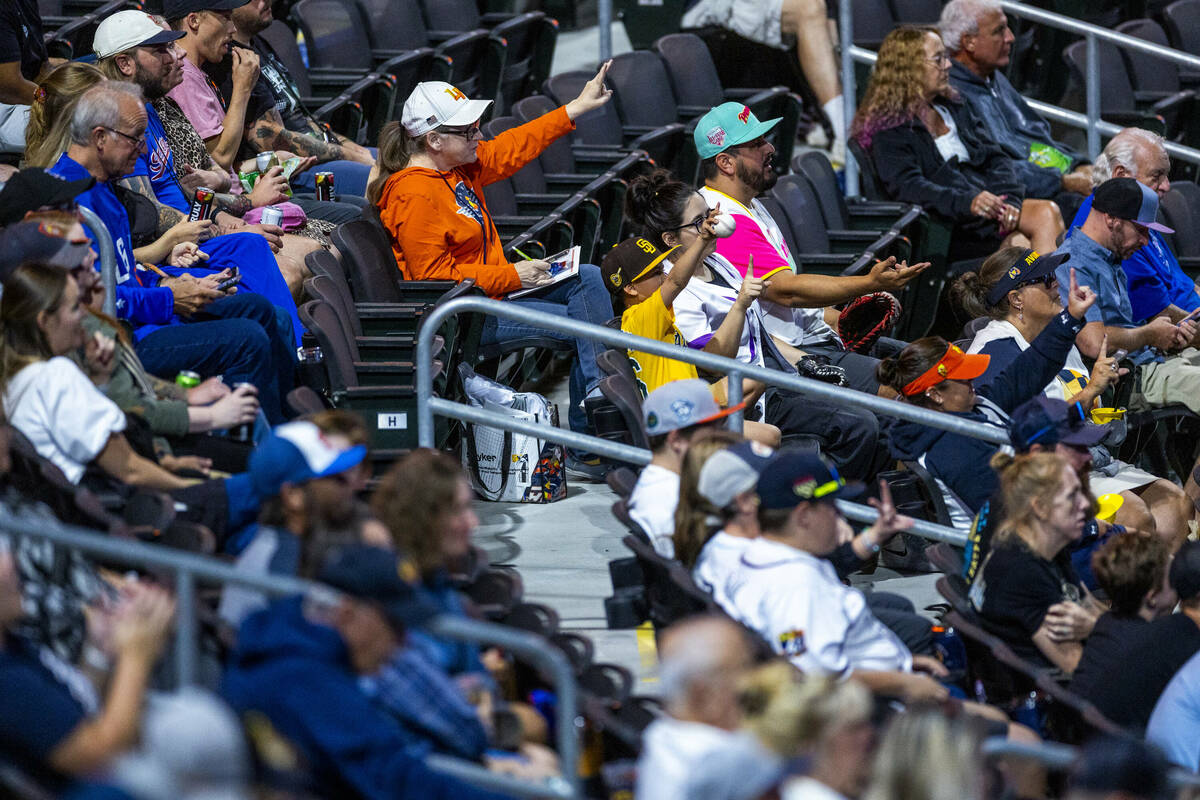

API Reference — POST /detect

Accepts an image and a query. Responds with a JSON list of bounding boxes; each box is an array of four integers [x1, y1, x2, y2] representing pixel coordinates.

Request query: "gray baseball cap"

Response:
[[643, 378, 745, 436]]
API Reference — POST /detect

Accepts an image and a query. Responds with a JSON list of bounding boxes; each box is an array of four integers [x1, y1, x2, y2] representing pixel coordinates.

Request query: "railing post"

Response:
[[597, 0, 613, 61], [1085, 33, 1102, 161], [78, 206, 118, 319], [726, 368, 744, 433], [175, 569, 197, 687], [839, 0, 859, 196]]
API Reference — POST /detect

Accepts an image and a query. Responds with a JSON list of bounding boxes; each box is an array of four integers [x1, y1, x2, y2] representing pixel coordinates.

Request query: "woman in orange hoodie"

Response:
[[369, 66, 616, 462]]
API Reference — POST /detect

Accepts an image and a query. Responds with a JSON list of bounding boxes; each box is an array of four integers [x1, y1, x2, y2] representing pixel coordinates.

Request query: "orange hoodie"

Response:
[[376, 107, 576, 298]]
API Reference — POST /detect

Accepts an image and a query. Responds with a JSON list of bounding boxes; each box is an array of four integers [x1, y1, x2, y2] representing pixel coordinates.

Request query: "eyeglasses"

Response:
[[105, 127, 145, 148], [925, 51, 951, 66], [671, 212, 708, 236], [439, 122, 482, 140]]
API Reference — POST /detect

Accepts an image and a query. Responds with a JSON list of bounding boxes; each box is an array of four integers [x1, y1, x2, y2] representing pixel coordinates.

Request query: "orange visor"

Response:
[[900, 344, 991, 397]]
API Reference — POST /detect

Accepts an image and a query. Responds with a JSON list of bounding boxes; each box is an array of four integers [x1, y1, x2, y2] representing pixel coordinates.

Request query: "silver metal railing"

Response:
[[414, 297, 1015, 545], [838, 0, 1200, 170], [0, 504, 581, 798], [79, 205, 118, 319], [981, 738, 1200, 790]]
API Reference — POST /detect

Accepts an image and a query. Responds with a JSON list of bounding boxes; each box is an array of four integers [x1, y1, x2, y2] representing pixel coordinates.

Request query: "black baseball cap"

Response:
[[162, 0, 250, 19], [0, 221, 93, 283], [601, 236, 678, 294], [984, 248, 1070, 306], [1009, 396, 1108, 452], [1092, 177, 1174, 233], [1170, 541, 1200, 602], [0, 168, 94, 226], [1068, 735, 1170, 800], [756, 449, 864, 510], [316, 544, 438, 632]]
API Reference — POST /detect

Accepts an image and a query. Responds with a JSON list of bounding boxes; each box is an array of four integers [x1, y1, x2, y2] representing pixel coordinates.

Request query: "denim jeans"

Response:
[[134, 293, 295, 425], [479, 263, 612, 432], [292, 158, 374, 197]]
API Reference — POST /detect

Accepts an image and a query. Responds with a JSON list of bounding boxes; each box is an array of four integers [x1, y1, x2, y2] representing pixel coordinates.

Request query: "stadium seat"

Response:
[[652, 32, 804, 172], [888, 0, 943, 23], [792, 151, 925, 238], [298, 299, 436, 451], [511, 94, 651, 182], [1163, 0, 1200, 66], [418, 0, 559, 113], [1062, 39, 1189, 138], [543, 71, 689, 176]]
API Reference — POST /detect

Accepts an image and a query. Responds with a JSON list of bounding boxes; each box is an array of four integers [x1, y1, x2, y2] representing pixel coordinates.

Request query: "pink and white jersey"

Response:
[[698, 186, 839, 348]]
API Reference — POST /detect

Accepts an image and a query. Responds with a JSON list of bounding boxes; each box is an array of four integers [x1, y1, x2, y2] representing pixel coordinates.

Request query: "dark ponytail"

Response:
[[875, 336, 952, 404], [625, 168, 696, 249]]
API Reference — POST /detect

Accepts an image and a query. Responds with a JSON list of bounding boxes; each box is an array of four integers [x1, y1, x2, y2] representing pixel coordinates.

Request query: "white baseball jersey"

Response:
[[725, 537, 913, 676]]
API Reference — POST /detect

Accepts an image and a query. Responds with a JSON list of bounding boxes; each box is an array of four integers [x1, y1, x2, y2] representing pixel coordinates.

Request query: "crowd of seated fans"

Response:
[[3, 0, 1200, 796]]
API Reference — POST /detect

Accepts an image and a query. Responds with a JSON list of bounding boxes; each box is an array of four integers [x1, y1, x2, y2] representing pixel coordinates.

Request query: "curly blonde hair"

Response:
[[851, 26, 950, 149], [24, 62, 105, 168]]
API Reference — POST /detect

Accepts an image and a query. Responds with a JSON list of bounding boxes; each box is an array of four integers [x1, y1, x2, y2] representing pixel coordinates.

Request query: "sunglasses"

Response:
[[1016, 274, 1057, 291]]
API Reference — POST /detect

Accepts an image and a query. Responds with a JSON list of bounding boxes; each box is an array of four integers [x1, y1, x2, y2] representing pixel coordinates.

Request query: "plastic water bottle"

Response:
[[296, 30, 309, 68]]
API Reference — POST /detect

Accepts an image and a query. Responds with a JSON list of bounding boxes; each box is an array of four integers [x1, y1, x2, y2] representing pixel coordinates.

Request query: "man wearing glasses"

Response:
[[694, 102, 928, 397]]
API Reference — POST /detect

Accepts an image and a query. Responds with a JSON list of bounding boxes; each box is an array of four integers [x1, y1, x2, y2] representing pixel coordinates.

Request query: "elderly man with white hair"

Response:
[[1066, 128, 1200, 327], [941, 0, 1092, 211], [636, 615, 782, 800]]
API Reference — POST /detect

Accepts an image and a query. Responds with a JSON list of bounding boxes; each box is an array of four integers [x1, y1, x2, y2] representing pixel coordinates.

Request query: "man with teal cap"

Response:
[[693, 102, 929, 396]]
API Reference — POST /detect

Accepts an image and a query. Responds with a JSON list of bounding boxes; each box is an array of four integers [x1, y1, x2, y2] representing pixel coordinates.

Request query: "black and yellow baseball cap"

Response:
[[601, 236, 678, 294]]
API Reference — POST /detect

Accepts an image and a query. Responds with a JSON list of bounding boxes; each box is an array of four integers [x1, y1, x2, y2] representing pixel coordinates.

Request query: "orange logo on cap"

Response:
[[443, 86, 467, 102], [737, 106, 750, 123]]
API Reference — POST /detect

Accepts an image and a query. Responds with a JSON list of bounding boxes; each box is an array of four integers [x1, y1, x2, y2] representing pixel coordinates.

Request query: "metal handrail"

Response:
[[981, 738, 1200, 790], [416, 297, 1009, 447], [414, 297, 1006, 546], [0, 504, 581, 798], [79, 205, 118, 319], [838, 0, 1200, 165]]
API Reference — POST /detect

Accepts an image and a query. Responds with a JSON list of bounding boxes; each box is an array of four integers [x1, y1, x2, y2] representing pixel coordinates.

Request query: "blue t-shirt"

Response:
[[131, 102, 188, 214], [1147, 648, 1200, 770], [1069, 194, 1200, 323], [0, 634, 87, 783], [48, 153, 175, 335], [1053, 227, 1162, 365]]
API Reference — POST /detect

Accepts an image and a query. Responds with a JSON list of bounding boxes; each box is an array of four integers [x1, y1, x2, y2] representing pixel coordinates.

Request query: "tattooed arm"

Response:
[[119, 174, 188, 237], [247, 108, 374, 165]]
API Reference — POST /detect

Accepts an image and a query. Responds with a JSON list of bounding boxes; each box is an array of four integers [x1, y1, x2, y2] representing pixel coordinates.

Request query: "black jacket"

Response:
[[868, 100, 1026, 225]]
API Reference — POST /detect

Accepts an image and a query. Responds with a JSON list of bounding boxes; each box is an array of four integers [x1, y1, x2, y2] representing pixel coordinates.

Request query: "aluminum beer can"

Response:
[[188, 187, 214, 221], [256, 151, 275, 173], [260, 206, 283, 227], [314, 171, 335, 201], [175, 370, 201, 389], [231, 382, 255, 442]]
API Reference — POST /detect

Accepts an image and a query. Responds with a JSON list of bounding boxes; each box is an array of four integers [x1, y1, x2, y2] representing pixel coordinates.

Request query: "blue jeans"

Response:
[[134, 293, 294, 425], [479, 263, 611, 432], [292, 157, 374, 197]]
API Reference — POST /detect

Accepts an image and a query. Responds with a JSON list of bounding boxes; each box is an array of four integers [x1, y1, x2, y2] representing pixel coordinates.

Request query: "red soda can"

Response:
[[314, 171, 335, 201], [189, 187, 214, 221]]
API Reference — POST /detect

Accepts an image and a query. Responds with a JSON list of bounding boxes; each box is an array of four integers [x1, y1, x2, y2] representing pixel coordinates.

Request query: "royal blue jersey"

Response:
[[132, 102, 189, 214], [48, 152, 175, 334]]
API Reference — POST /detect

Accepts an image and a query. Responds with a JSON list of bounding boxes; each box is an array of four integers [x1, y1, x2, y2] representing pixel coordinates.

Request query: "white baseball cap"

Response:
[[94, 10, 185, 60], [401, 81, 492, 137]]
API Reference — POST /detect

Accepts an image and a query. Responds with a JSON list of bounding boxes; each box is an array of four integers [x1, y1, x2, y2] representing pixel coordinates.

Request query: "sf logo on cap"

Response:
[[443, 86, 467, 102]]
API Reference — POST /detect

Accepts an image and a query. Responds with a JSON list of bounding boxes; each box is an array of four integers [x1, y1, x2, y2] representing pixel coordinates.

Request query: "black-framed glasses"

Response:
[[439, 122, 482, 140], [105, 127, 145, 148], [671, 212, 707, 235]]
